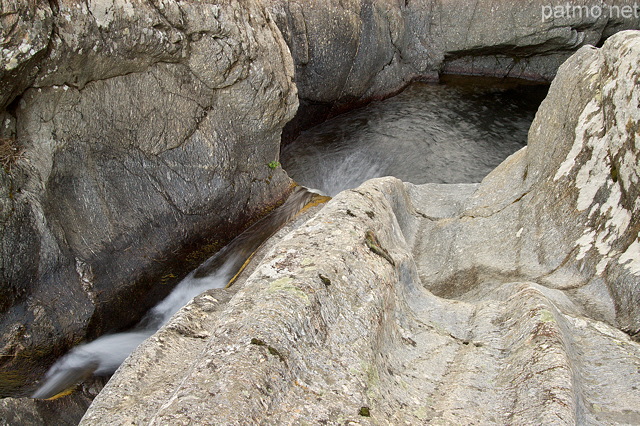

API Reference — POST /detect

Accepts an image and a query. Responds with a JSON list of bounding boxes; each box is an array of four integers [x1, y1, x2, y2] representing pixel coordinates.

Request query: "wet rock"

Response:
[[0, 0, 297, 397], [81, 31, 640, 424], [270, 0, 640, 137], [0, 385, 98, 425]]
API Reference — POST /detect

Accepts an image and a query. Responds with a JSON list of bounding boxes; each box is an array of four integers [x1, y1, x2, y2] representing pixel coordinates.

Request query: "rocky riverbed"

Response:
[[82, 31, 640, 425], [1, 1, 640, 424]]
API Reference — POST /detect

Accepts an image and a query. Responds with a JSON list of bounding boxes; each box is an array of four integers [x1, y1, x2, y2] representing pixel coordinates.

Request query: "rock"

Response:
[[420, 29, 640, 335], [0, 0, 297, 397], [0, 387, 97, 425], [0, 0, 53, 109], [270, 0, 640, 138], [81, 31, 640, 424]]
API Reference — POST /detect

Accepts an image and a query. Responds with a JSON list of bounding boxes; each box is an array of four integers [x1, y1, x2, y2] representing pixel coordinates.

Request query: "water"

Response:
[[32, 79, 547, 400], [282, 79, 547, 196], [32, 187, 322, 399]]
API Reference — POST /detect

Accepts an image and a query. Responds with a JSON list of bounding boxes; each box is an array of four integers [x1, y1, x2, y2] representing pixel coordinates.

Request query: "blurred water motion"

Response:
[[282, 80, 547, 196], [32, 187, 323, 400]]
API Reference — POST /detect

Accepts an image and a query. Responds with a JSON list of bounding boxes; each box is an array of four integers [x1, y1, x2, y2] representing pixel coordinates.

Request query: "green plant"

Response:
[[267, 161, 281, 170]]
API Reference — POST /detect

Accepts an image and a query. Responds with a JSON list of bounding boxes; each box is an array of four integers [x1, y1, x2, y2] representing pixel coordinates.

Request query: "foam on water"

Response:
[[142, 265, 233, 330]]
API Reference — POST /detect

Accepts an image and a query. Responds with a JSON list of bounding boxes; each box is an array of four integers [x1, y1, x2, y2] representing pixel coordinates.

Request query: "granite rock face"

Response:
[[0, 0, 297, 396], [82, 32, 640, 424], [270, 0, 640, 136]]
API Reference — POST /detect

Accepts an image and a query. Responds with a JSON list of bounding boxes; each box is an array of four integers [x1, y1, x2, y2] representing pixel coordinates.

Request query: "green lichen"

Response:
[[268, 277, 310, 304], [250, 338, 285, 363], [414, 406, 431, 421], [267, 161, 281, 170], [539, 309, 555, 323], [361, 360, 382, 402], [364, 362, 380, 388], [359, 406, 371, 417]]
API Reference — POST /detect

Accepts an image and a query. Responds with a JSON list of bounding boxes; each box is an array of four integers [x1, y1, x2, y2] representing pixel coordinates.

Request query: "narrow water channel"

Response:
[[282, 78, 548, 196], [32, 188, 323, 400], [32, 77, 548, 401]]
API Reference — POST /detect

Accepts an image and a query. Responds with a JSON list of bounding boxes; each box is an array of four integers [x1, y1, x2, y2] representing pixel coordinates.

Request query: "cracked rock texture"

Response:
[[0, 0, 297, 398], [269, 0, 640, 137], [82, 32, 640, 425]]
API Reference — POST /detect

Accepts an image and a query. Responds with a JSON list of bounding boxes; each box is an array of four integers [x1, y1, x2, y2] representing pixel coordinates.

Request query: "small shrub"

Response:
[[267, 161, 281, 170]]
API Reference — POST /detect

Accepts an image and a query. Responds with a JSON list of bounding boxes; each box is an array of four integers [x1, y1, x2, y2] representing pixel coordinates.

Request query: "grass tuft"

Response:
[[0, 138, 22, 172]]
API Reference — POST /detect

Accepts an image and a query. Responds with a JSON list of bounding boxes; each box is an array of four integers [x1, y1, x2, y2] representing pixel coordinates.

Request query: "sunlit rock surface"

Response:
[[0, 0, 297, 398], [82, 32, 640, 425]]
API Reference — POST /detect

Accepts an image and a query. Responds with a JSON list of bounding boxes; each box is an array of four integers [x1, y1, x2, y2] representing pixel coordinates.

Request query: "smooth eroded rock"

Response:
[[0, 0, 297, 397], [81, 31, 640, 425]]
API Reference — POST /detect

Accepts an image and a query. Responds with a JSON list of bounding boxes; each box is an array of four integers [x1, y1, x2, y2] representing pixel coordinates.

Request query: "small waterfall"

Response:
[[32, 187, 324, 400], [282, 148, 383, 197]]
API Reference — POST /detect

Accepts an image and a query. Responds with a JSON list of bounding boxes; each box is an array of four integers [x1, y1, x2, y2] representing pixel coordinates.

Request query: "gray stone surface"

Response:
[[0, 0, 53, 109], [270, 0, 640, 135], [0, 0, 297, 397], [0, 389, 97, 426], [82, 32, 640, 425]]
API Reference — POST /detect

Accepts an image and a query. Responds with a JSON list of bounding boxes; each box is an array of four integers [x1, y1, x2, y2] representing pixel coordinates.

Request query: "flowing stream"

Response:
[[32, 78, 547, 400], [32, 187, 321, 399], [282, 79, 548, 196]]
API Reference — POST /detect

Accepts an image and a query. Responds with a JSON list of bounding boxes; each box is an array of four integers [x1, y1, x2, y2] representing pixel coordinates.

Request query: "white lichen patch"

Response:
[[564, 41, 640, 276], [267, 277, 310, 305], [88, 0, 116, 28], [618, 234, 640, 276], [554, 99, 602, 182], [576, 230, 596, 260], [601, 185, 632, 237], [575, 138, 608, 212]]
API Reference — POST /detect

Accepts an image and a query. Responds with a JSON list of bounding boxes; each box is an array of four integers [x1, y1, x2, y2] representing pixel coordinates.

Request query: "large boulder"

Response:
[[81, 31, 640, 424], [269, 0, 640, 137], [0, 0, 297, 397]]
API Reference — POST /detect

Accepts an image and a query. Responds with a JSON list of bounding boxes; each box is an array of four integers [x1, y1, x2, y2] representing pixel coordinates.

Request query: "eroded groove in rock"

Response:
[[82, 31, 640, 425]]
